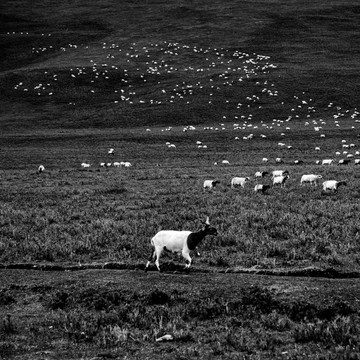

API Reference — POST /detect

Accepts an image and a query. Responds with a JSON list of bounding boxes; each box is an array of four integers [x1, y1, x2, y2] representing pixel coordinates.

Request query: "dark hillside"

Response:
[[1, 0, 360, 130]]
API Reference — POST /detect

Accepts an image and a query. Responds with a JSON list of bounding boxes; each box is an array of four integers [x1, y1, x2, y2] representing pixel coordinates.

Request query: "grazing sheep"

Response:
[[231, 177, 250, 188], [38, 165, 45, 173], [81, 162, 91, 169], [273, 175, 289, 187], [293, 160, 304, 165], [338, 159, 351, 165], [121, 161, 132, 167], [354, 159, 360, 165], [254, 171, 269, 179], [254, 184, 271, 194], [272, 169, 289, 178], [300, 174, 322, 186], [145, 217, 218, 272], [99, 162, 106, 167], [262, 157, 268, 163], [203, 180, 220, 190], [322, 180, 347, 192], [113, 162, 121, 167], [108, 148, 115, 155], [222, 160, 230, 165], [321, 159, 334, 165], [275, 157, 284, 164]]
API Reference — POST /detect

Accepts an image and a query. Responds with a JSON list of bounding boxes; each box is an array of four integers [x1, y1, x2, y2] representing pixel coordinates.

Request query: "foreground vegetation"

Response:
[[1, 269, 359, 359]]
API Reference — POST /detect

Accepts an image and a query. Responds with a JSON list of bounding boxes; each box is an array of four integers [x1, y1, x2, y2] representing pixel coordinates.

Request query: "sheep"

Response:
[[254, 184, 271, 194], [273, 175, 289, 187], [37, 165, 45, 173], [144, 217, 218, 272], [354, 159, 360, 165], [108, 148, 115, 155], [222, 160, 230, 165], [272, 169, 289, 178], [275, 157, 284, 164], [262, 157, 268, 163], [231, 177, 250, 188], [338, 159, 351, 165], [322, 180, 347, 192], [321, 159, 334, 165], [254, 171, 269, 179], [300, 174, 322, 186], [113, 162, 121, 167], [293, 160, 304, 165], [203, 180, 220, 190], [121, 161, 132, 167], [81, 162, 91, 169]]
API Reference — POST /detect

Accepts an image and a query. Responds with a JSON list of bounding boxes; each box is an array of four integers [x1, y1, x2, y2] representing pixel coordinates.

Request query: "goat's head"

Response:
[[200, 216, 218, 236]]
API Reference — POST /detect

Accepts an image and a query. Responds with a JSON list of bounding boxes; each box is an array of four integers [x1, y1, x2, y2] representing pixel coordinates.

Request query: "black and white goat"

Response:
[[145, 217, 218, 272]]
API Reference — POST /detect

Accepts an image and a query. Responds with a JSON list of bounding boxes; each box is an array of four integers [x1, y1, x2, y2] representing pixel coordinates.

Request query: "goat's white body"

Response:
[[300, 174, 322, 186], [147, 230, 192, 271], [231, 177, 249, 188]]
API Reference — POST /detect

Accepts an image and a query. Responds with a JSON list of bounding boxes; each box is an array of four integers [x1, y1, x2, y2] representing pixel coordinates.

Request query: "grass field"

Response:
[[1, 0, 360, 358]]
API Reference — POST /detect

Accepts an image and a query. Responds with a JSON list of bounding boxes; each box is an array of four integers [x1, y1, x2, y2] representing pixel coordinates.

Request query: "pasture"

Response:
[[1, 0, 360, 358]]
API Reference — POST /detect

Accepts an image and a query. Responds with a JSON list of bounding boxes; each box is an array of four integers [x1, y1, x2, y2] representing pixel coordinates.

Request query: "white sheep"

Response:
[[273, 175, 289, 187], [321, 159, 334, 165], [272, 169, 289, 178], [231, 177, 250, 188], [121, 161, 132, 167], [254, 184, 271, 194], [322, 180, 347, 192], [113, 162, 121, 167], [354, 159, 360, 165], [300, 174, 322, 186], [144, 217, 218, 272], [262, 157, 268, 163], [81, 162, 91, 169], [338, 159, 351, 165], [275, 157, 284, 164], [38, 165, 45, 173], [203, 180, 220, 190], [108, 148, 115, 155], [222, 160, 230, 165]]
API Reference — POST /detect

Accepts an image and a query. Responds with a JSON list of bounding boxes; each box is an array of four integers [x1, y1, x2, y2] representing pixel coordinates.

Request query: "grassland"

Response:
[[1, 0, 360, 358]]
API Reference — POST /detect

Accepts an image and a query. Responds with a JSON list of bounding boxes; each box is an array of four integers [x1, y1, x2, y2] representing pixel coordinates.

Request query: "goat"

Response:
[[37, 165, 45, 173], [273, 175, 289, 187], [145, 217, 218, 272], [272, 169, 289, 179], [322, 159, 334, 165], [254, 171, 269, 179], [203, 180, 220, 190], [231, 177, 250, 188], [300, 174, 322, 186], [338, 159, 351, 165], [254, 184, 271, 194], [322, 180, 347, 192]]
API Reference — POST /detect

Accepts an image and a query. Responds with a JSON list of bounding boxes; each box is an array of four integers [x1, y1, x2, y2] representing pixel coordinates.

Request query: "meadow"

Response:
[[1, 0, 360, 358]]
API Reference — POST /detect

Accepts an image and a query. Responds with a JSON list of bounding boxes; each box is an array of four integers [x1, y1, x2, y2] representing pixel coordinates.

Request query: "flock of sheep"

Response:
[[203, 169, 347, 194]]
